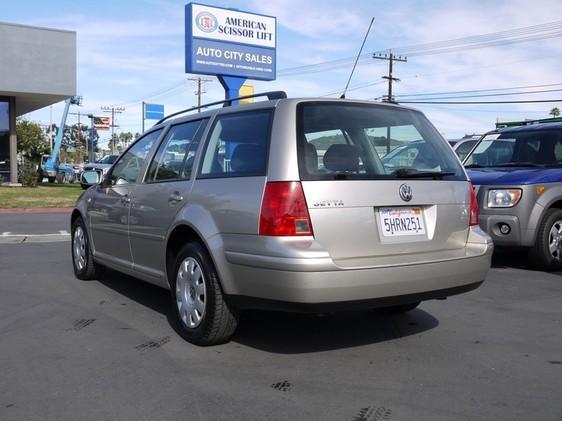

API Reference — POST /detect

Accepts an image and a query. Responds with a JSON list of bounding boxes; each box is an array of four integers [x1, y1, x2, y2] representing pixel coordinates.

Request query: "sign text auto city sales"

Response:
[[186, 3, 277, 80]]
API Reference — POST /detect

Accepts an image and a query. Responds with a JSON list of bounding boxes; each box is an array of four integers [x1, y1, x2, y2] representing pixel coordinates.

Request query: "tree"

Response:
[[50, 123, 100, 160], [550, 107, 560, 118], [16, 120, 50, 164], [118, 131, 134, 151]]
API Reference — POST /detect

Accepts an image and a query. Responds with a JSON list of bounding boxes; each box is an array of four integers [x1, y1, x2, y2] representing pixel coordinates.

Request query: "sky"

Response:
[[3, 0, 562, 148]]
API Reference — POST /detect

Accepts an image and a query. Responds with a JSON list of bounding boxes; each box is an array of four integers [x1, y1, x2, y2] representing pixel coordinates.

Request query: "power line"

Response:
[[319, 80, 387, 98], [398, 88, 562, 101], [277, 20, 562, 77], [399, 99, 562, 104], [115, 82, 188, 107], [395, 82, 562, 98], [107, 20, 562, 108]]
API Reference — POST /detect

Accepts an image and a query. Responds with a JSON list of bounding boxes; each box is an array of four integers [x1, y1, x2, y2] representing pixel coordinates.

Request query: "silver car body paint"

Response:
[[73, 98, 492, 308]]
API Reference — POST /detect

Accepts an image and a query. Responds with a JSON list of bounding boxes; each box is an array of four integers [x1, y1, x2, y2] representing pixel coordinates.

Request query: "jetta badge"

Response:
[[399, 184, 413, 202]]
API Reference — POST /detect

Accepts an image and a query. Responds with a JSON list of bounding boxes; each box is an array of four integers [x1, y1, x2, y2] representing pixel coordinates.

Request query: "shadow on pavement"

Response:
[[233, 308, 439, 354], [99, 269, 439, 353], [491, 249, 532, 270]]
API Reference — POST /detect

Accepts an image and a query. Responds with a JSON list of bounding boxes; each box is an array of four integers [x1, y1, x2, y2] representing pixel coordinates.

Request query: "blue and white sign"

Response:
[[144, 103, 164, 120], [185, 3, 276, 81]]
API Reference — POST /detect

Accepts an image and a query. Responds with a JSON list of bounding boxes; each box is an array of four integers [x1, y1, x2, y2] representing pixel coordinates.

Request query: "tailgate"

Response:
[[302, 180, 471, 267]]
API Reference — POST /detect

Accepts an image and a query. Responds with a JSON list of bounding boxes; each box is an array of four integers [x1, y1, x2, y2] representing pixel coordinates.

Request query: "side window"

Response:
[[110, 129, 161, 185], [455, 140, 477, 161], [146, 119, 207, 182], [199, 110, 272, 178], [555, 139, 562, 161]]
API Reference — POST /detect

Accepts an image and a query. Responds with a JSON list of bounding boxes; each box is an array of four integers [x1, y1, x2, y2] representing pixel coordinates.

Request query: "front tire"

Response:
[[170, 242, 238, 346], [71, 217, 105, 280], [529, 208, 562, 270]]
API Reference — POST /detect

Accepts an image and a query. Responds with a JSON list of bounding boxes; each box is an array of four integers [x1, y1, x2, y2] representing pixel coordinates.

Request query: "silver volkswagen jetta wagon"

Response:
[[72, 92, 493, 345]]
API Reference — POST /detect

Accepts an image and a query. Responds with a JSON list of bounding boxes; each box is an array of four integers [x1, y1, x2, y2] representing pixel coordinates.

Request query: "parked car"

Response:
[[464, 123, 562, 269], [381, 140, 441, 171], [72, 93, 493, 345], [452, 137, 480, 161], [80, 154, 120, 189]]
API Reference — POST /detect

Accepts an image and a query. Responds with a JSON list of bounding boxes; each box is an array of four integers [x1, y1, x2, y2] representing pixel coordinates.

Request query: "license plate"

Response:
[[379, 207, 426, 237]]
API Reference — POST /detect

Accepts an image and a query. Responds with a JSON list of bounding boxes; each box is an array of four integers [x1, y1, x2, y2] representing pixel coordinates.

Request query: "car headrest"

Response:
[[323, 144, 360, 173], [305, 142, 319, 172], [230, 144, 264, 173]]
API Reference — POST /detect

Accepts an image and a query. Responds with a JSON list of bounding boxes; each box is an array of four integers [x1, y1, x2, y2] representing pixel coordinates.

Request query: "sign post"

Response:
[[142, 102, 165, 132], [185, 3, 276, 102]]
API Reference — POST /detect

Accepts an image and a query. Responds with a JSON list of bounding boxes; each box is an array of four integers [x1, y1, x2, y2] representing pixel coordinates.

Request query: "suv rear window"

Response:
[[297, 102, 465, 181], [465, 129, 562, 167], [199, 110, 272, 178]]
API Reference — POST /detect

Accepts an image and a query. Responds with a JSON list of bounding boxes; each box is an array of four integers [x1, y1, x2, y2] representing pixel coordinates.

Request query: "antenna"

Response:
[[340, 17, 374, 99]]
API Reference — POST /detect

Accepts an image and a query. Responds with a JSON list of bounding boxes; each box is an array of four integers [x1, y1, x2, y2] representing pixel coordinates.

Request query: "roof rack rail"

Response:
[[155, 90, 287, 125]]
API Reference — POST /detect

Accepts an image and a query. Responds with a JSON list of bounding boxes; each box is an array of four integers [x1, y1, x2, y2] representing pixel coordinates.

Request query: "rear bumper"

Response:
[[220, 227, 493, 307], [228, 281, 484, 312]]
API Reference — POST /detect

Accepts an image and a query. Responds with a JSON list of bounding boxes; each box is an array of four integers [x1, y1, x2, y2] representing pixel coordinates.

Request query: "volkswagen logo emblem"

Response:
[[399, 184, 413, 202]]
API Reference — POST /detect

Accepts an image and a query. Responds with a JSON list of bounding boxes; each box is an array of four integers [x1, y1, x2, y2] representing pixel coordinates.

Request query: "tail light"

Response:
[[259, 181, 313, 236], [469, 183, 479, 226]]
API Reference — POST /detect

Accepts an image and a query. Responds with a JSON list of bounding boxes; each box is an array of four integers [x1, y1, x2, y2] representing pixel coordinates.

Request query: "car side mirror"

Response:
[[81, 170, 101, 186]]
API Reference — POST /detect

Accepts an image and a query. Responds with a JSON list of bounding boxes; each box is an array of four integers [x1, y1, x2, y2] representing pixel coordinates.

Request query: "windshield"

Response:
[[464, 129, 562, 168], [297, 102, 465, 181], [97, 155, 118, 164]]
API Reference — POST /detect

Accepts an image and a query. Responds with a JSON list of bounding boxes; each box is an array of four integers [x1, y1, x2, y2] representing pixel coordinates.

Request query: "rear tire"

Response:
[[529, 208, 562, 270], [48, 176, 55, 183], [71, 217, 105, 280], [381, 302, 420, 314], [170, 242, 238, 346]]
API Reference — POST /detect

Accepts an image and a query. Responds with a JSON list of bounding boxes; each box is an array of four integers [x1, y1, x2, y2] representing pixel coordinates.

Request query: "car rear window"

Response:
[[297, 102, 465, 181]]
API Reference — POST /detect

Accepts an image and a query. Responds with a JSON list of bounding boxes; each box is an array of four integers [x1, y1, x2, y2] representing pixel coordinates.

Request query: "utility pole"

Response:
[[373, 52, 407, 103], [87, 114, 95, 163], [101, 106, 125, 153], [188, 76, 213, 111], [373, 52, 407, 153]]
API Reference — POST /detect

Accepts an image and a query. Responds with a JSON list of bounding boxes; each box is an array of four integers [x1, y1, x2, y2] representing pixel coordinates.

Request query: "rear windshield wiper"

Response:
[[392, 168, 456, 179], [495, 162, 544, 168]]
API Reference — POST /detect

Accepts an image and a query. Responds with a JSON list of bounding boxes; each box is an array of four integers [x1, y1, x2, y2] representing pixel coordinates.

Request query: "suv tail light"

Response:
[[259, 181, 313, 236], [469, 183, 479, 226]]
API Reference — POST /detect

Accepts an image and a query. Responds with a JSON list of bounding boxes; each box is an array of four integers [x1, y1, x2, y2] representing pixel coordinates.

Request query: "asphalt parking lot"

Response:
[[0, 213, 561, 421]]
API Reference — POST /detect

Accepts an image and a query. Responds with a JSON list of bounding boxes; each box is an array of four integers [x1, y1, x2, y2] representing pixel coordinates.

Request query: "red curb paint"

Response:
[[0, 207, 74, 214]]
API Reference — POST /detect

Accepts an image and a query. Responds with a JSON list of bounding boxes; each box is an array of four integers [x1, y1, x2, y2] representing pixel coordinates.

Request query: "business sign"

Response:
[[144, 103, 165, 120], [93, 117, 110, 130], [185, 3, 276, 81]]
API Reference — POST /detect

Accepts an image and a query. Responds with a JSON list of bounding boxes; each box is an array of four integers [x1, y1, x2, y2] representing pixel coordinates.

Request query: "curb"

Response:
[[0, 207, 74, 214]]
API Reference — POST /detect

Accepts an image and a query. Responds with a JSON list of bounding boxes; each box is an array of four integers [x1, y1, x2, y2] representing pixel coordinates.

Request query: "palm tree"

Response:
[[550, 107, 560, 118]]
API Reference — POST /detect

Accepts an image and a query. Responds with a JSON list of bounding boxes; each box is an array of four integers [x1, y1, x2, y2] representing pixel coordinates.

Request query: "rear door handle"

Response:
[[169, 192, 184, 203]]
